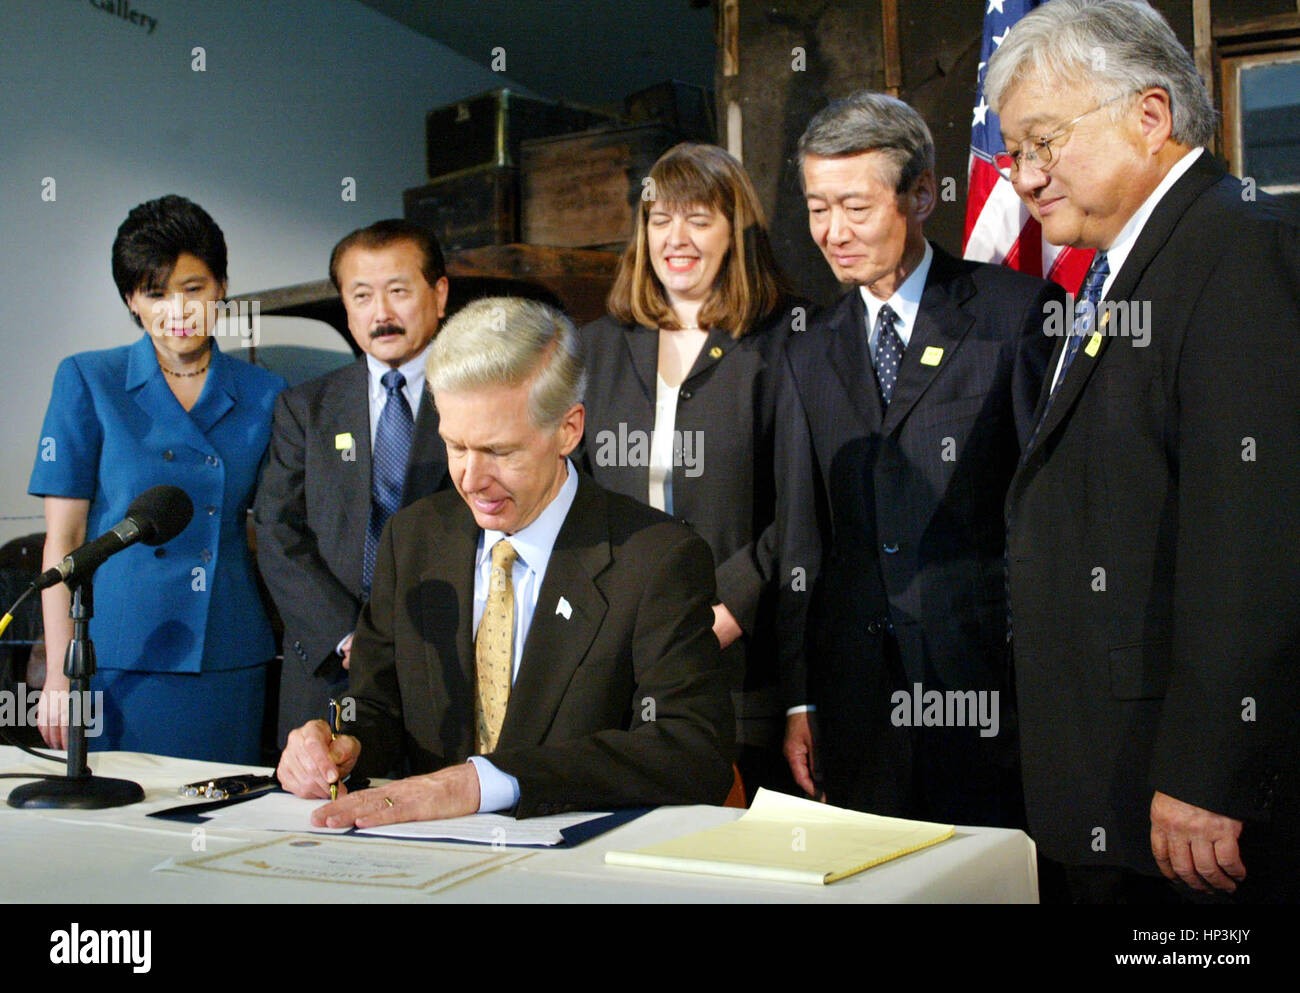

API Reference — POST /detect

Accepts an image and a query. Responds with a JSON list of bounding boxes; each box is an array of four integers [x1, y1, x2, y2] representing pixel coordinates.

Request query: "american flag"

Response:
[[963, 0, 1093, 289]]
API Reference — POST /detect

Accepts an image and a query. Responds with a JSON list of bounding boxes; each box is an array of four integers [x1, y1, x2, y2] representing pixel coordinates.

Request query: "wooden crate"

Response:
[[521, 124, 679, 250], [402, 165, 518, 253], [425, 88, 610, 179], [624, 80, 716, 143]]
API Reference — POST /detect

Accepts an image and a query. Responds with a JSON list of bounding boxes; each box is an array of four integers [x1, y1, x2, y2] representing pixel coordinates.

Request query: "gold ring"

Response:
[[383, 797, 394, 808]]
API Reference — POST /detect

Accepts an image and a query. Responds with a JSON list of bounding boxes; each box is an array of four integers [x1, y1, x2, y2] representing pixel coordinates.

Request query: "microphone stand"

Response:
[[8, 574, 144, 809]]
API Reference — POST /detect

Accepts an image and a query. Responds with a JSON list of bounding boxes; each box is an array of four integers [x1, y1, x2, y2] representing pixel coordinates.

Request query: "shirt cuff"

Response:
[[466, 756, 521, 813], [786, 704, 816, 716], [335, 632, 353, 656]]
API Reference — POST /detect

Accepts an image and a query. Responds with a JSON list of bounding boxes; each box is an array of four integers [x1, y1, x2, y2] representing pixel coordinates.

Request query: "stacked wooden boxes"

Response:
[[403, 89, 609, 251], [520, 124, 680, 250]]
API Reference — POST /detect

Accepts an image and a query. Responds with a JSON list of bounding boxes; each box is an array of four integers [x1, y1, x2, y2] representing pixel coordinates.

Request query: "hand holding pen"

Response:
[[275, 711, 361, 801]]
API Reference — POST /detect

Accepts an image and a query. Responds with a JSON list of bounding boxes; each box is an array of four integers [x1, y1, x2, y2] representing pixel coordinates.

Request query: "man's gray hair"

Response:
[[985, 0, 1216, 147], [797, 90, 935, 193], [426, 296, 587, 429]]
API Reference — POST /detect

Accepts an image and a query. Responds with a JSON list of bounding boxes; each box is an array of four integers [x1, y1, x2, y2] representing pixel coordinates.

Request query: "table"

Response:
[[0, 748, 1038, 903]]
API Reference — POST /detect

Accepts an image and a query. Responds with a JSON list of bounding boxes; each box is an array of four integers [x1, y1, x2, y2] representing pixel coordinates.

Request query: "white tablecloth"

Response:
[[0, 748, 1038, 903]]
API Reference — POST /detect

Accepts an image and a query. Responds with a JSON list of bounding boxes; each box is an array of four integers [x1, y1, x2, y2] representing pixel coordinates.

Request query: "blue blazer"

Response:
[[29, 333, 286, 673]]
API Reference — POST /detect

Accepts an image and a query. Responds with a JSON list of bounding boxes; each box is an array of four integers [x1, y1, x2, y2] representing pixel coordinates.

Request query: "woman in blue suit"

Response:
[[29, 195, 286, 764]]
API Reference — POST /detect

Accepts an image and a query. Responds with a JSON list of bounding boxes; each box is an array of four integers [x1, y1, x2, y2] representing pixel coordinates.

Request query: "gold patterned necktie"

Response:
[[476, 539, 518, 754]]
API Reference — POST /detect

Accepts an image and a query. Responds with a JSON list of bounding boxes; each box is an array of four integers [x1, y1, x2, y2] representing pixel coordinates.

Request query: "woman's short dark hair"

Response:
[[111, 196, 228, 326], [607, 143, 788, 338]]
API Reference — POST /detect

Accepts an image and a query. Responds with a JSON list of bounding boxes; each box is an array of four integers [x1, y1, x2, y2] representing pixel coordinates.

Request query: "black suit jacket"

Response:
[[1007, 152, 1300, 873], [576, 303, 804, 744], [344, 472, 735, 816], [253, 358, 449, 743], [776, 243, 1061, 824]]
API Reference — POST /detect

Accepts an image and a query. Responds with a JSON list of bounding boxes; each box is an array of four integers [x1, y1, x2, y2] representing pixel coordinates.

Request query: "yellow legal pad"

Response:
[[604, 788, 954, 885]]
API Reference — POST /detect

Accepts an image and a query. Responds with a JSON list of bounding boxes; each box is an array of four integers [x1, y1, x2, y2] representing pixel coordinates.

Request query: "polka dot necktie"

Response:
[[875, 303, 905, 407], [362, 369, 414, 592], [476, 539, 518, 754]]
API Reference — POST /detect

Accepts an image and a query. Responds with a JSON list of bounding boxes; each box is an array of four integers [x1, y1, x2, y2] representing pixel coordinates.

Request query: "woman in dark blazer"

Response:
[[29, 196, 286, 764], [578, 143, 805, 796]]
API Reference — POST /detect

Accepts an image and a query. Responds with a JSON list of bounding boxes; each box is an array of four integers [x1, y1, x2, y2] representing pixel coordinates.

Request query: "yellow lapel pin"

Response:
[[709, 346, 723, 359], [920, 346, 944, 367], [1084, 332, 1102, 357], [335, 432, 354, 450]]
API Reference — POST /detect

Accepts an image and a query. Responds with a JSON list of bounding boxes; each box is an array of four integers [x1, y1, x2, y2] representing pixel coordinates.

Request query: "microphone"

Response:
[[34, 485, 194, 591]]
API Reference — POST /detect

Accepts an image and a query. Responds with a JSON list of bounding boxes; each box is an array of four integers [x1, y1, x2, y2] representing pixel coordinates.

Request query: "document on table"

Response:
[[605, 788, 954, 885], [164, 834, 526, 892], [202, 792, 609, 846]]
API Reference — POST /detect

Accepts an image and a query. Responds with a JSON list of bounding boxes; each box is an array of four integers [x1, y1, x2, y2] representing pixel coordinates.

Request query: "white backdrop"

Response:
[[0, 0, 517, 543]]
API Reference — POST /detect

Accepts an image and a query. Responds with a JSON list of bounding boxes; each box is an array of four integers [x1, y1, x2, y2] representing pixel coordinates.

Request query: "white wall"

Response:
[[0, 0, 515, 543]]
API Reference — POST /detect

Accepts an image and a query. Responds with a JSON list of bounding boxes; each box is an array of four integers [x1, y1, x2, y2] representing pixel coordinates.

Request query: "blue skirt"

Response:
[[87, 664, 266, 765]]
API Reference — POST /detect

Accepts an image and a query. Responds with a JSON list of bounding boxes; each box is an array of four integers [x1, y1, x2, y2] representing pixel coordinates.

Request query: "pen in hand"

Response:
[[328, 697, 341, 801]]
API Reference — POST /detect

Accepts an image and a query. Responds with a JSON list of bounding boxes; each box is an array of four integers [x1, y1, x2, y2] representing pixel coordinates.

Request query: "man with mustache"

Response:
[[255, 220, 452, 744]]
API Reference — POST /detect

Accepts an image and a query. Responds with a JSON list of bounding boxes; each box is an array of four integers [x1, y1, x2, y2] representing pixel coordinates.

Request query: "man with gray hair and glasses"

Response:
[[776, 90, 1062, 831], [988, 0, 1300, 902], [276, 297, 734, 822]]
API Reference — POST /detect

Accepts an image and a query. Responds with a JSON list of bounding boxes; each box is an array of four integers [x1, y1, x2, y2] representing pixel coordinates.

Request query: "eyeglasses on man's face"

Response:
[[993, 92, 1133, 182]]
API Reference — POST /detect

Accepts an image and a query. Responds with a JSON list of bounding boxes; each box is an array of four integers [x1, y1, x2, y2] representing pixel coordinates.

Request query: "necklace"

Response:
[[161, 355, 211, 378]]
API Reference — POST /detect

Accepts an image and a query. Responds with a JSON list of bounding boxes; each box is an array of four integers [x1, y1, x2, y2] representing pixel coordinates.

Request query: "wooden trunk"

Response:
[[425, 88, 610, 179], [403, 165, 518, 253], [521, 124, 679, 250]]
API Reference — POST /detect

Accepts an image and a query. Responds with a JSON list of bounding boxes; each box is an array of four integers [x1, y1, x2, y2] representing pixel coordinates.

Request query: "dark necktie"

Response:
[[1052, 250, 1110, 397], [874, 303, 905, 406], [1022, 251, 1112, 459], [362, 369, 414, 592]]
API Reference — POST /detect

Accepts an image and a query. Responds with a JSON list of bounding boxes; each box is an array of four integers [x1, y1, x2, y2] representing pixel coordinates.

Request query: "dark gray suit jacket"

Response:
[[253, 358, 448, 743], [776, 243, 1061, 825], [345, 472, 736, 816], [1007, 152, 1300, 875]]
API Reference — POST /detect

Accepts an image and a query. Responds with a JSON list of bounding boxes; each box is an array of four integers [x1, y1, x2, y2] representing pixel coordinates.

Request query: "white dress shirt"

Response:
[[649, 374, 681, 514], [467, 460, 580, 811]]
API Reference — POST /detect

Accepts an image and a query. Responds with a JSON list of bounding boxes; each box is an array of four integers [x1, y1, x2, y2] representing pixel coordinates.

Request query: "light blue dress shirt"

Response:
[[364, 348, 428, 447], [466, 460, 580, 812]]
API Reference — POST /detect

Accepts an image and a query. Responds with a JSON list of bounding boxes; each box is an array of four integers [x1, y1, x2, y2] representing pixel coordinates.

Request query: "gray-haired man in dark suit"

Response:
[[777, 91, 1063, 829]]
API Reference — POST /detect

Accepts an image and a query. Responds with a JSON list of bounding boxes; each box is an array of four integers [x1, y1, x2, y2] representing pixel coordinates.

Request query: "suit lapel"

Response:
[[621, 325, 659, 402], [125, 334, 218, 458], [418, 500, 480, 703], [499, 475, 609, 748], [188, 341, 237, 434], [322, 360, 373, 552], [825, 289, 883, 429], [683, 327, 737, 383], [403, 392, 448, 505], [1022, 152, 1226, 461], [880, 246, 976, 435]]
